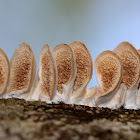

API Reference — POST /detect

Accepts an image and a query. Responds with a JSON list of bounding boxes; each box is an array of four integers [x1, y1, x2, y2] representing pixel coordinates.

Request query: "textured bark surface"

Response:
[[0, 98, 140, 140]]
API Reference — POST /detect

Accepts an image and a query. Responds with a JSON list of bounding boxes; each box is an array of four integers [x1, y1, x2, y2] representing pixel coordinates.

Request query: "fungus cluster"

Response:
[[93, 41, 140, 109], [0, 41, 140, 109]]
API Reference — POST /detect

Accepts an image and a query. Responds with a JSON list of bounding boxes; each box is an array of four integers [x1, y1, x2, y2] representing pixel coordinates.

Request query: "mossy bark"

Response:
[[0, 98, 140, 140]]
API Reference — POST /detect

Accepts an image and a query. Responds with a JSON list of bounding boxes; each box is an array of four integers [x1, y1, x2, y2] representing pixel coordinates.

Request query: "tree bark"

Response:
[[0, 98, 139, 140]]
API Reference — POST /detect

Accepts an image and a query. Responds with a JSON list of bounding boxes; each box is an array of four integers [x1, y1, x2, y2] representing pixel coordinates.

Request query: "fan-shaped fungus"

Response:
[[8, 42, 36, 99], [29, 44, 57, 102], [0, 48, 9, 97], [113, 41, 140, 109], [93, 50, 126, 109]]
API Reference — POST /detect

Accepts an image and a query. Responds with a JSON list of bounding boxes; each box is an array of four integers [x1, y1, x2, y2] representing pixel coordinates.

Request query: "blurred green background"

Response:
[[0, 0, 140, 88]]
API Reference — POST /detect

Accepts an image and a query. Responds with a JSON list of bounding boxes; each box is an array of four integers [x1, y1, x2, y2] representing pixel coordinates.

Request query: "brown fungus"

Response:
[[92, 50, 126, 109], [113, 42, 140, 109], [94, 50, 122, 97], [53, 43, 76, 94], [69, 41, 93, 94], [8, 42, 36, 94], [38, 44, 57, 100], [113, 41, 140, 90], [136, 49, 140, 106], [0, 48, 9, 95]]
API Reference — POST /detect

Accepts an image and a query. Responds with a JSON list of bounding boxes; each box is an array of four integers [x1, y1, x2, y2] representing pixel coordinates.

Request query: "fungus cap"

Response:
[[69, 41, 93, 93], [53, 43, 76, 94], [0, 48, 9, 94], [8, 42, 36, 93], [39, 44, 57, 99], [113, 41, 140, 90], [137, 49, 140, 80], [94, 50, 123, 96]]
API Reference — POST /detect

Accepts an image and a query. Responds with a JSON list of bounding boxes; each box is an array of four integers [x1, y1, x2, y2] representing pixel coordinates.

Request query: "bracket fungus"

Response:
[[93, 50, 126, 109], [69, 41, 94, 107], [0, 48, 10, 98], [8, 42, 36, 99], [2, 40, 140, 109], [52, 43, 77, 103], [28, 44, 57, 102], [113, 42, 140, 109], [136, 49, 140, 106]]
